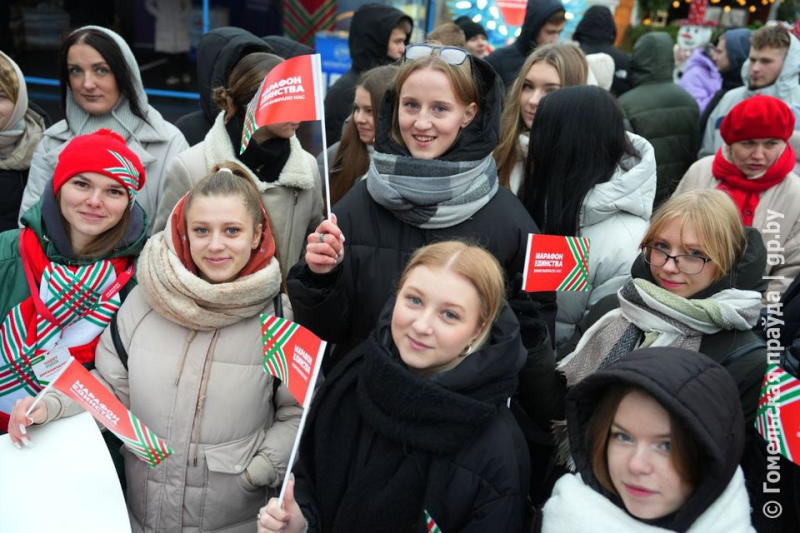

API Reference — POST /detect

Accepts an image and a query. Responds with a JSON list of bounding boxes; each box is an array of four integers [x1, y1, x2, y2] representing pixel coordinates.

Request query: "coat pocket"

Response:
[[201, 431, 267, 532]]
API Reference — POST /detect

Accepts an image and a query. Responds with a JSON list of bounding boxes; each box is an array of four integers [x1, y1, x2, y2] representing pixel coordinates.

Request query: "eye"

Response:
[[68, 67, 82, 76], [689, 249, 708, 258], [73, 180, 90, 189], [225, 227, 241, 235], [406, 295, 422, 306], [192, 227, 208, 235], [433, 105, 448, 113], [653, 241, 670, 251], [403, 101, 420, 110], [108, 189, 125, 196], [442, 310, 459, 321], [522, 82, 532, 90], [657, 441, 672, 453], [96, 67, 110, 75], [611, 431, 633, 443]]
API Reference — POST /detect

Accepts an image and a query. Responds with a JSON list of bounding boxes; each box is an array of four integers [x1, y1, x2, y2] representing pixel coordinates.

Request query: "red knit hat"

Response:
[[52, 129, 146, 203], [721, 96, 795, 145]]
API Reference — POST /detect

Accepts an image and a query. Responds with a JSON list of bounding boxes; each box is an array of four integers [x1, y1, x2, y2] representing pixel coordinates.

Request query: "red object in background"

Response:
[[497, 0, 528, 27]]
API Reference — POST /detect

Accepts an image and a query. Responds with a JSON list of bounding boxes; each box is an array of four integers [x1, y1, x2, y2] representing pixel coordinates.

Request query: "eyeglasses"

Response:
[[403, 44, 470, 65], [642, 247, 712, 275]]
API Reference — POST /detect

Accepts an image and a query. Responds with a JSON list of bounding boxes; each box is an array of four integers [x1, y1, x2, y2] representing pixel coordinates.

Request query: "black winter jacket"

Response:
[[294, 301, 531, 533], [288, 55, 556, 373], [174, 27, 273, 146], [572, 5, 632, 97], [485, 0, 564, 89], [562, 347, 746, 532], [0, 102, 50, 232], [617, 32, 699, 207], [323, 4, 412, 144]]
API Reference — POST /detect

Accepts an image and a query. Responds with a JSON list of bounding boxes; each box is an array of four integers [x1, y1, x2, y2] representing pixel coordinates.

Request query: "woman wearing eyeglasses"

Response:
[[559, 189, 767, 437], [288, 44, 557, 378]]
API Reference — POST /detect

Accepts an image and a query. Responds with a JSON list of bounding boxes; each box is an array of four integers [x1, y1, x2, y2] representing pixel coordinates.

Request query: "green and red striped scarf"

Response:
[[756, 363, 800, 465], [283, 0, 336, 46], [0, 229, 133, 432]]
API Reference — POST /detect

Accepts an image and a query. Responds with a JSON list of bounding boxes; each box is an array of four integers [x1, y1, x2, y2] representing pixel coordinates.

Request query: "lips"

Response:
[[407, 335, 431, 351], [78, 211, 105, 222], [205, 257, 230, 265], [625, 483, 657, 497], [659, 278, 683, 289], [412, 134, 435, 146]]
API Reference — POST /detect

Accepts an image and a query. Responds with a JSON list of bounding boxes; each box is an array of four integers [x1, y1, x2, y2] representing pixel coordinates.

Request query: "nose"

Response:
[[661, 255, 681, 274], [628, 445, 655, 476], [85, 188, 103, 206], [752, 145, 765, 160], [411, 310, 434, 335], [354, 110, 366, 125], [82, 72, 97, 90], [414, 110, 433, 131], [528, 89, 544, 109], [398, 42, 406, 55], [208, 231, 225, 251]]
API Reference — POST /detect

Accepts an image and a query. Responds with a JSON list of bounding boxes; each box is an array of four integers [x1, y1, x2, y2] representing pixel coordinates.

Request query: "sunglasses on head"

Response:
[[403, 44, 470, 65]]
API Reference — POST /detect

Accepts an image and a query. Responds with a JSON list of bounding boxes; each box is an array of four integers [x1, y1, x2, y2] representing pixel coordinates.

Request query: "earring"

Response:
[[464, 340, 475, 355]]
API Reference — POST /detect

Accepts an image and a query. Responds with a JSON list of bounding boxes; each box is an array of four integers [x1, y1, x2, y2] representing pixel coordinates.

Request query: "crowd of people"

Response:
[[1, 1, 800, 532]]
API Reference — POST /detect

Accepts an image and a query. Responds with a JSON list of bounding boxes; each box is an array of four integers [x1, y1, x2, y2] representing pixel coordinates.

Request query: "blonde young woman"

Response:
[[259, 242, 530, 532], [153, 52, 323, 276], [494, 44, 589, 193], [0, 51, 47, 231], [12, 163, 300, 533]]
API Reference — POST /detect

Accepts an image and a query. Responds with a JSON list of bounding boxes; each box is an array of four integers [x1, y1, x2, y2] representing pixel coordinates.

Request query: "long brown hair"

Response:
[[494, 44, 588, 189], [329, 65, 398, 205], [212, 52, 284, 123]]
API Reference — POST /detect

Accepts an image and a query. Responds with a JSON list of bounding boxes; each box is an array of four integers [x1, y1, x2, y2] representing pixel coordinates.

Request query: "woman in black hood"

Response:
[[260, 242, 531, 532], [539, 347, 754, 532], [287, 45, 558, 393]]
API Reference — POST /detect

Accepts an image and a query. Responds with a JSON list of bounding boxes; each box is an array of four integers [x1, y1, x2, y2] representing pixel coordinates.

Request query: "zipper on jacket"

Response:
[[284, 189, 299, 261]]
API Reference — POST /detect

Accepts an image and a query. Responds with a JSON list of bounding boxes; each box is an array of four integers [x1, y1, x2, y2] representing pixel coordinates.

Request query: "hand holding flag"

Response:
[[260, 314, 326, 502], [17, 357, 172, 467]]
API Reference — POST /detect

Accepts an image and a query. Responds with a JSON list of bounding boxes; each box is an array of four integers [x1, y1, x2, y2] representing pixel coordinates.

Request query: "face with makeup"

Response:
[[391, 265, 484, 376], [646, 218, 717, 299], [58, 172, 129, 254], [352, 86, 375, 144], [607, 390, 695, 520], [519, 61, 561, 130], [67, 43, 121, 116]]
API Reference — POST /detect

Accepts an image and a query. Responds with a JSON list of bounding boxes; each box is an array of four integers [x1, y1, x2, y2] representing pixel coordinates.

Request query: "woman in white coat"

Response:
[[153, 52, 323, 276], [20, 26, 189, 234], [520, 85, 656, 347]]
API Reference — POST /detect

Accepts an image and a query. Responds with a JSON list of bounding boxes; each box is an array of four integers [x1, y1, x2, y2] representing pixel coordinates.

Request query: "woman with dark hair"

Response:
[[317, 65, 398, 205], [521, 85, 656, 347], [153, 52, 323, 276], [538, 348, 754, 532], [0, 129, 146, 432], [20, 26, 188, 234]]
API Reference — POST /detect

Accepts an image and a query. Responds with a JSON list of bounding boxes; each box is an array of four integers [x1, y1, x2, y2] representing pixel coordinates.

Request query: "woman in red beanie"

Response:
[[676, 95, 800, 298], [0, 128, 147, 433]]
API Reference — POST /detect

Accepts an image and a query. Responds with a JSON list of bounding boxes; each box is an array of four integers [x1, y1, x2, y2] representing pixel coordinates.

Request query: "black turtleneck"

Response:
[[226, 114, 291, 183]]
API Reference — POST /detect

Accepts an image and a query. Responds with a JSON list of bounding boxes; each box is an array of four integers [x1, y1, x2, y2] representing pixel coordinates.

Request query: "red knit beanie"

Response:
[[52, 129, 146, 203], [721, 95, 795, 145]]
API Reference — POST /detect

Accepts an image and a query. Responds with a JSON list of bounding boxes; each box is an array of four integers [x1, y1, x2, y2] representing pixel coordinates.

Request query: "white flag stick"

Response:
[[25, 357, 75, 418], [278, 340, 327, 503], [312, 54, 334, 220]]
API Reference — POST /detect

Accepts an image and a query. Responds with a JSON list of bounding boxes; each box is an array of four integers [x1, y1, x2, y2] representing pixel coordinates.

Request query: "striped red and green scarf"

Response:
[[0, 229, 133, 432]]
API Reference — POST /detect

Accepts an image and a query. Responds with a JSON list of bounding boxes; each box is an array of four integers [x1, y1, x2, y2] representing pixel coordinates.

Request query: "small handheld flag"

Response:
[[425, 510, 442, 533], [27, 357, 173, 467], [522, 234, 591, 292], [260, 314, 326, 501], [241, 53, 334, 221], [756, 364, 800, 465]]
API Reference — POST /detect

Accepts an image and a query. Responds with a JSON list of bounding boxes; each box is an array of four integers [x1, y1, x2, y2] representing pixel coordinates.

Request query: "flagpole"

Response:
[[313, 54, 334, 220], [25, 357, 74, 418], [278, 339, 327, 503]]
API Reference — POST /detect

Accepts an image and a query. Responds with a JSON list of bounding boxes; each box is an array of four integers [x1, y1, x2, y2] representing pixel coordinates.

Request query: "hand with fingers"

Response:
[[8, 396, 47, 449], [305, 213, 346, 275], [257, 476, 307, 533]]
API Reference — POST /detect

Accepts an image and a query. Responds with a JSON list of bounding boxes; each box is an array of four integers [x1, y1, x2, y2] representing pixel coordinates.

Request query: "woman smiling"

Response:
[[0, 129, 146, 432]]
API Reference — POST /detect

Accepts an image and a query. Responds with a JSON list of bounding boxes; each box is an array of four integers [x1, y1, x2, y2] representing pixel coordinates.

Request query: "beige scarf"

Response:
[[137, 230, 282, 331], [0, 110, 46, 170]]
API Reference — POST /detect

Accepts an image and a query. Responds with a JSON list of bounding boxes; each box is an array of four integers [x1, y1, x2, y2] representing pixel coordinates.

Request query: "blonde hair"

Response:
[[212, 52, 283, 123], [390, 56, 479, 148], [397, 241, 505, 353], [0, 54, 19, 102], [495, 44, 589, 189], [641, 190, 746, 281], [428, 23, 466, 47], [186, 162, 266, 228]]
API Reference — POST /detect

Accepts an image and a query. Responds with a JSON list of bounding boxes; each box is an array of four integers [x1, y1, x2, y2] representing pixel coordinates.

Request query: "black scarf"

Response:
[[295, 304, 521, 532], [225, 114, 290, 183]]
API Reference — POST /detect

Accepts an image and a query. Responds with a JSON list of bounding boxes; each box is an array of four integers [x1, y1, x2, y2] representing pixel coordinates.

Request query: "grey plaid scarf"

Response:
[[366, 151, 499, 229]]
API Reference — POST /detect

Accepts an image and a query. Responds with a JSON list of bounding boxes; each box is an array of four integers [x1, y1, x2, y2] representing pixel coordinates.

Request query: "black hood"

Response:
[[632, 227, 767, 299], [195, 27, 274, 122], [374, 55, 503, 162], [721, 29, 752, 89], [567, 347, 745, 533], [261, 35, 313, 59], [516, 0, 565, 54], [573, 5, 617, 46], [373, 297, 527, 394], [630, 32, 674, 86], [349, 4, 412, 73]]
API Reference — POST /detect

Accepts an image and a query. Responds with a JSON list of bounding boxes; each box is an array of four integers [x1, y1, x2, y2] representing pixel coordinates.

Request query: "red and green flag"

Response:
[[283, 0, 337, 47], [756, 364, 800, 465], [522, 234, 591, 293], [49, 357, 173, 467], [240, 54, 324, 154], [425, 510, 442, 533]]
